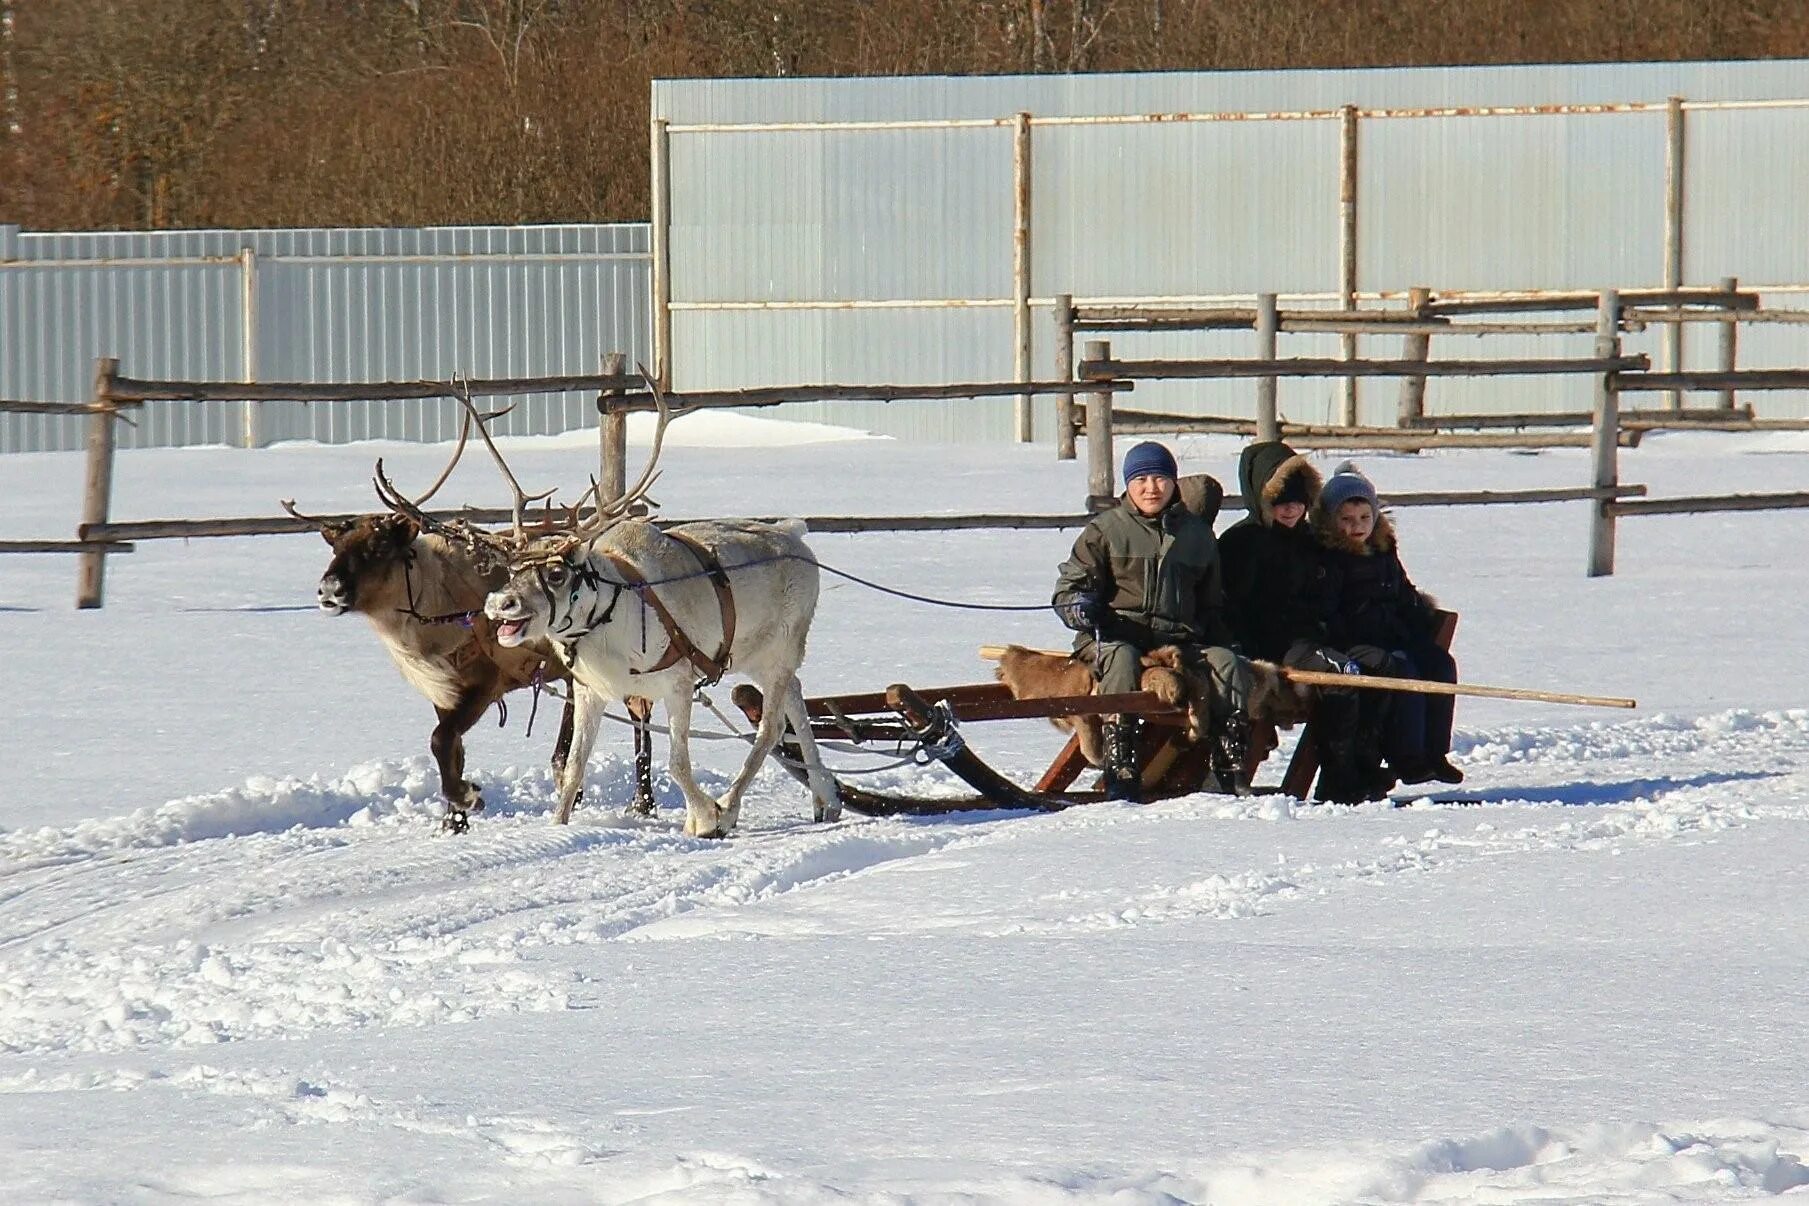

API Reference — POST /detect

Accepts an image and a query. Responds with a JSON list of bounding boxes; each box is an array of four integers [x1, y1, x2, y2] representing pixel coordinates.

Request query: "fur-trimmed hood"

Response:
[[1236, 441, 1323, 527], [1312, 503, 1397, 556]]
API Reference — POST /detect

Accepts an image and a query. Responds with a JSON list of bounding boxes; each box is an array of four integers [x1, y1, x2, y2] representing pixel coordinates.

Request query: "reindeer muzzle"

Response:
[[484, 589, 533, 647], [318, 575, 351, 615]]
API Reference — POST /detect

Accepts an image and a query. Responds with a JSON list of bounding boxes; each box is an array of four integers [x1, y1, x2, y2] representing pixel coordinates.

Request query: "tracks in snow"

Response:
[[1, 709, 1806, 1056]]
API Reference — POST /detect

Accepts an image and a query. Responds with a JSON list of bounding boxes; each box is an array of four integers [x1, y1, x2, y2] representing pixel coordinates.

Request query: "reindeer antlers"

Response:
[[444, 376, 558, 542], [564, 364, 671, 544], [367, 367, 672, 560]]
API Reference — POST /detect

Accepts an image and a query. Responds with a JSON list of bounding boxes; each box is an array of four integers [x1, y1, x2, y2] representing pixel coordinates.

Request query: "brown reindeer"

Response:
[[993, 645, 1312, 770], [296, 507, 581, 833], [284, 404, 653, 833]]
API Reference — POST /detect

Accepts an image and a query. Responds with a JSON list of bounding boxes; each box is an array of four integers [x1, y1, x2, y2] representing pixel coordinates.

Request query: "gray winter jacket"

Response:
[[1052, 495, 1236, 649]]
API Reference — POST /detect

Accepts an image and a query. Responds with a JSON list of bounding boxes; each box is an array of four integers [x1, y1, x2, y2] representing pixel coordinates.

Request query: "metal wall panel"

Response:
[[657, 60, 1809, 432], [672, 126, 1015, 303], [1360, 112, 1669, 292], [1035, 119, 1343, 298], [1, 224, 651, 453]]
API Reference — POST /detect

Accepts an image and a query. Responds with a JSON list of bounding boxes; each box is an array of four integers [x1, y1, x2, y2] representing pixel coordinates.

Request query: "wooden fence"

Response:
[[1067, 287, 1809, 577], [9, 280, 1809, 605]]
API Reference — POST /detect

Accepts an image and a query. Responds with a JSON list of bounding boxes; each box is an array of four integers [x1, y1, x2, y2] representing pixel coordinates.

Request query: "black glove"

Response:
[[1307, 647, 1362, 676], [1055, 591, 1102, 633]]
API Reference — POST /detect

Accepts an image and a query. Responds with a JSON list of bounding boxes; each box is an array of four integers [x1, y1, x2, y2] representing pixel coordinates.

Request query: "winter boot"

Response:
[[1209, 712, 1255, 797], [1102, 716, 1142, 802], [1315, 735, 1373, 805]]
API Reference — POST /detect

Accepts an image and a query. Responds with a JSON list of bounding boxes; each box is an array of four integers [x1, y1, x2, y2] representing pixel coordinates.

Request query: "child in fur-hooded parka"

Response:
[[1312, 461, 1463, 786], [1218, 441, 1387, 803]]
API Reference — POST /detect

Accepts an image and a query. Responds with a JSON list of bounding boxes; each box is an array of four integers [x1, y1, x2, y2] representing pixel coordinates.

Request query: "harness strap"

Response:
[[606, 531, 736, 685], [665, 528, 737, 668]]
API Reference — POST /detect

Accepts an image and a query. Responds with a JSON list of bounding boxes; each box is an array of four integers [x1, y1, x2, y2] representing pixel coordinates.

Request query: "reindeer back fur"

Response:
[[568, 517, 819, 698]]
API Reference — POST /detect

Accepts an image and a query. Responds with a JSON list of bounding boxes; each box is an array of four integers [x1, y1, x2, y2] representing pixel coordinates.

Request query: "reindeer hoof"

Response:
[[441, 808, 471, 835], [626, 795, 656, 818]]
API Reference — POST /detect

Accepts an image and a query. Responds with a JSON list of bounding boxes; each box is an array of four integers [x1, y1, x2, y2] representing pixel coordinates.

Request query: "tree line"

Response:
[[4, 0, 1806, 232]]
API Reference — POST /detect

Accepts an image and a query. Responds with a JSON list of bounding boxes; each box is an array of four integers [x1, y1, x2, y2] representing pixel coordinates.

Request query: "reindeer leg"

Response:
[[626, 695, 656, 817], [777, 674, 840, 823], [553, 682, 606, 825], [716, 672, 793, 832], [432, 691, 492, 834], [663, 689, 725, 838], [550, 692, 577, 777]]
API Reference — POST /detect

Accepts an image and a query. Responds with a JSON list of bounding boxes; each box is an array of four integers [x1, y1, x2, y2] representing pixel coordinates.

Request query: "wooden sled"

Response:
[[737, 609, 1463, 816], [731, 680, 1199, 815]]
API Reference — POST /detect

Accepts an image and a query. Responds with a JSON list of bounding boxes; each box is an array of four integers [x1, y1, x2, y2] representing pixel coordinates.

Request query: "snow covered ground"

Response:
[[1, 417, 1806, 1204]]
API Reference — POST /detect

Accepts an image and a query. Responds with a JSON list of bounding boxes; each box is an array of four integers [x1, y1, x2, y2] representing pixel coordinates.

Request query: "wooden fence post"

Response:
[[1717, 276, 1739, 411], [650, 118, 673, 390], [1339, 103, 1361, 427], [239, 246, 261, 448], [77, 357, 120, 609], [599, 351, 627, 505], [1255, 292, 1279, 442], [1588, 291, 1621, 578], [1054, 293, 1076, 461], [1663, 96, 1686, 414], [1397, 285, 1432, 427], [1013, 110, 1034, 444], [1084, 338, 1115, 509]]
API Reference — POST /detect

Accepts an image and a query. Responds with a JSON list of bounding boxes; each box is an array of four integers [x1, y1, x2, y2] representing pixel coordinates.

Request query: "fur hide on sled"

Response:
[[993, 645, 1313, 769]]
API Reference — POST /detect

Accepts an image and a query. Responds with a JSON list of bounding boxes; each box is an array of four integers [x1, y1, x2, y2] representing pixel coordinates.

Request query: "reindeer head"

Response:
[[483, 540, 581, 648], [315, 514, 421, 615], [469, 372, 672, 650], [284, 401, 482, 616]]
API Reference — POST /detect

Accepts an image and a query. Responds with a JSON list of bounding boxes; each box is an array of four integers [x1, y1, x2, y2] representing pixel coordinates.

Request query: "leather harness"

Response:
[[605, 529, 737, 685]]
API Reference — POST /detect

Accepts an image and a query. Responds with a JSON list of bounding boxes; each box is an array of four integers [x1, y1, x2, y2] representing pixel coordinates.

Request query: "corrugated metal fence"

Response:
[[0, 224, 651, 453], [653, 61, 1809, 441]]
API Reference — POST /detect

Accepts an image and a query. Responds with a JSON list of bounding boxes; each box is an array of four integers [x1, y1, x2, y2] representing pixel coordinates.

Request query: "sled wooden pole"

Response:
[[976, 647, 1635, 709], [1273, 668, 1634, 709]]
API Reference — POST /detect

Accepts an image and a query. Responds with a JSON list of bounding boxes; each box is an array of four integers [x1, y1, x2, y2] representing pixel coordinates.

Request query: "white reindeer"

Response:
[[485, 515, 837, 835], [418, 384, 838, 837]]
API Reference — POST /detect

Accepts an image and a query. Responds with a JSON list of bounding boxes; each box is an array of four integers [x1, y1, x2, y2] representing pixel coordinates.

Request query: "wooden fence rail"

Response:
[[10, 287, 1809, 606], [78, 485, 1650, 547]]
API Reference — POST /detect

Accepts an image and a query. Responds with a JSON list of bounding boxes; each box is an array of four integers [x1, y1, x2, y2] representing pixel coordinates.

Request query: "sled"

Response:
[[738, 610, 1463, 815], [731, 679, 1202, 815], [741, 605, 1638, 817]]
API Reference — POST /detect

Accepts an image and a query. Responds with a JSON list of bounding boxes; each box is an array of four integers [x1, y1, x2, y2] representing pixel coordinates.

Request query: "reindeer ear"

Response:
[[320, 522, 350, 545]]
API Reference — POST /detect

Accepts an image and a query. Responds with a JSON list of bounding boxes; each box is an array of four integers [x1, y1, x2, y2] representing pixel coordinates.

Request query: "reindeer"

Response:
[[285, 412, 586, 833], [389, 382, 838, 838]]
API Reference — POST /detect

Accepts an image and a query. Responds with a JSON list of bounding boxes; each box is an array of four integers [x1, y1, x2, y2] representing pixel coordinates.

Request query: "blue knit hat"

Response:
[[1122, 441, 1178, 486], [1319, 460, 1380, 514]]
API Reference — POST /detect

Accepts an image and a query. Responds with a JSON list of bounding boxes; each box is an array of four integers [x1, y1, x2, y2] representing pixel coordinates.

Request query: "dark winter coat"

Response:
[[1217, 442, 1332, 662], [1052, 487, 1236, 650], [1311, 506, 1439, 653]]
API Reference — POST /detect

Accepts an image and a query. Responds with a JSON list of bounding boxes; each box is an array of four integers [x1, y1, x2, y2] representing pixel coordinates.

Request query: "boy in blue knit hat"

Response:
[[1313, 461, 1463, 785], [1051, 441, 1253, 799]]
